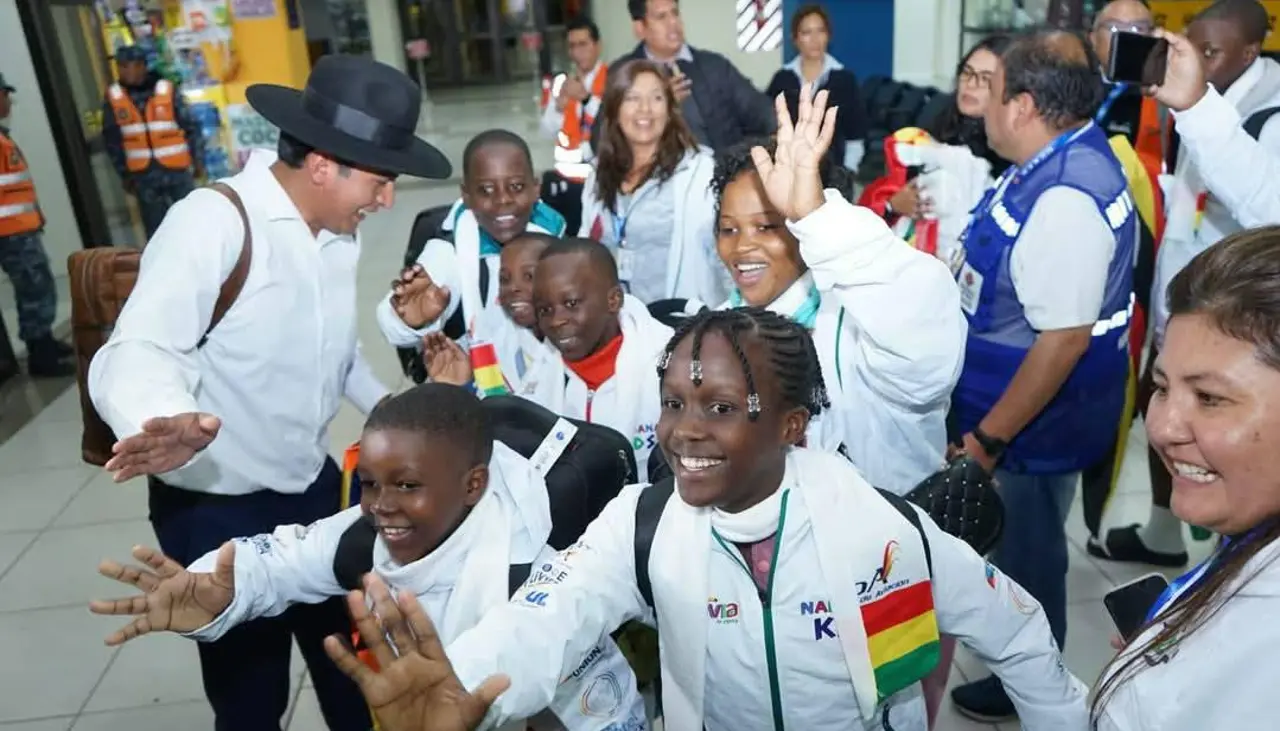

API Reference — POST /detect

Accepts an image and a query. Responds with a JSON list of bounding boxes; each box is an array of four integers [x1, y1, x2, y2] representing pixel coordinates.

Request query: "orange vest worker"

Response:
[[559, 63, 608, 152], [0, 130, 42, 238], [107, 80, 193, 174]]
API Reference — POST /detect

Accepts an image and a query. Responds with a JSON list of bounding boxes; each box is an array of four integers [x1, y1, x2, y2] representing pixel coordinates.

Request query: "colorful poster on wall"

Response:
[[227, 103, 280, 169], [230, 0, 277, 19], [1150, 1, 1280, 50]]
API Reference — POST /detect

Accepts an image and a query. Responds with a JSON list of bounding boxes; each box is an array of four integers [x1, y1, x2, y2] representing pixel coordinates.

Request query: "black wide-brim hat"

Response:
[[246, 54, 452, 179]]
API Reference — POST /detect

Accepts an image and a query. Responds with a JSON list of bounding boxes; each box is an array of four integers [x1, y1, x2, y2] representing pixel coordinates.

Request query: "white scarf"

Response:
[[372, 443, 551, 644], [543, 295, 664, 427], [446, 202, 560, 336], [651, 448, 932, 727]]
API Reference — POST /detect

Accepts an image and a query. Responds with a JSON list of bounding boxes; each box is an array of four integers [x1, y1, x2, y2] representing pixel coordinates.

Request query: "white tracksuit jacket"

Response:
[[445, 449, 1088, 731], [182, 443, 648, 730]]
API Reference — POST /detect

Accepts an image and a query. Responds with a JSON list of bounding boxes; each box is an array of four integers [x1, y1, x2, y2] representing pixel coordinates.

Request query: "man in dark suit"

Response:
[[600, 0, 775, 152]]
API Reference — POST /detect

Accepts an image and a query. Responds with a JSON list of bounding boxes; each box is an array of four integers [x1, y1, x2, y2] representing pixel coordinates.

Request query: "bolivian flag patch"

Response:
[[469, 341, 509, 398], [861, 580, 942, 698]]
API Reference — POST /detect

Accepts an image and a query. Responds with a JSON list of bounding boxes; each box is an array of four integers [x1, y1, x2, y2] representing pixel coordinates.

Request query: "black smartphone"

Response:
[[1108, 30, 1169, 86], [1104, 572, 1170, 640]]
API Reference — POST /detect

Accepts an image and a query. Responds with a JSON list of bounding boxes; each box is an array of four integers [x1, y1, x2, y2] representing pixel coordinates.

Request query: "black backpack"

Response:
[[332, 395, 638, 590], [397, 204, 491, 384]]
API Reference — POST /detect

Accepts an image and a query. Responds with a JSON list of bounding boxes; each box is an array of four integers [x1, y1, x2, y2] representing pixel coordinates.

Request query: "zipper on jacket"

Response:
[[712, 490, 789, 731]]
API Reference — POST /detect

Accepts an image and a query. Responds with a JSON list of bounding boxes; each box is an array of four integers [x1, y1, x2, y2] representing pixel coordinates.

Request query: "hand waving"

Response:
[[105, 412, 221, 482], [392, 264, 452, 329], [751, 83, 838, 221], [423, 333, 471, 386], [89, 543, 236, 646], [324, 574, 509, 731]]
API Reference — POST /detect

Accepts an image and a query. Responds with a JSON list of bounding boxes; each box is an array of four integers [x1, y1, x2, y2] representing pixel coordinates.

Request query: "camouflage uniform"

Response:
[[0, 117, 72, 377], [102, 69, 204, 241]]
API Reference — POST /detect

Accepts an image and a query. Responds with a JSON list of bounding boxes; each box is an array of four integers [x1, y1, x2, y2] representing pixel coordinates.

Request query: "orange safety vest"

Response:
[[0, 131, 42, 238], [107, 80, 192, 173], [559, 63, 608, 151]]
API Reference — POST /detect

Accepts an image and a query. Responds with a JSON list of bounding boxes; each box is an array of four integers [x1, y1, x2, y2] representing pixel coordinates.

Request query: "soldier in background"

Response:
[[102, 45, 204, 241], [0, 73, 74, 378]]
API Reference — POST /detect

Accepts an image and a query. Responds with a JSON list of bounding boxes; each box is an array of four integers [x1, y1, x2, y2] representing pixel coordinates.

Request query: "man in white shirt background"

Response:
[[1090, 0, 1280, 569], [86, 55, 453, 730]]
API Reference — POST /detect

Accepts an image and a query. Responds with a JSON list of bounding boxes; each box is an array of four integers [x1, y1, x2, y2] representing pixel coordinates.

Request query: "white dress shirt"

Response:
[[88, 149, 389, 496]]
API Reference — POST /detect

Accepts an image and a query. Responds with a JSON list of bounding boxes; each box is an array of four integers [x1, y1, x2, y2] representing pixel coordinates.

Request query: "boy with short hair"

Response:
[[377, 130, 566, 351], [533, 238, 672, 478], [89, 383, 647, 731]]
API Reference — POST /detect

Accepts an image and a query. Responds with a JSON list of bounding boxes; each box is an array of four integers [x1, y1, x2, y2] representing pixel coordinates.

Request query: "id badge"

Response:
[[957, 261, 983, 316], [616, 246, 636, 284]]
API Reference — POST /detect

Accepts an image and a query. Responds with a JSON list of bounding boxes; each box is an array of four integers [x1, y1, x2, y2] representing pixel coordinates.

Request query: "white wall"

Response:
[[893, 0, 963, 89], [592, 0, 782, 88], [0, 0, 85, 270]]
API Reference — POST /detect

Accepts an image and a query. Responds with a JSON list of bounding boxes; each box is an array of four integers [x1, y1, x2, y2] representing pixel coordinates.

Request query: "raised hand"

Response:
[[391, 264, 451, 329], [89, 543, 236, 646], [751, 83, 838, 221], [105, 412, 221, 482], [324, 574, 509, 731], [1147, 29, 1207, 112], [423, 333, 471, 386]]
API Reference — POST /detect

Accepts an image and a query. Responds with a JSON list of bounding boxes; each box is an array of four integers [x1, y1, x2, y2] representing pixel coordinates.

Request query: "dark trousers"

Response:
[[0, 231, 57, 342], [134, 172, 196, 240], [148, 459, 372, 731]]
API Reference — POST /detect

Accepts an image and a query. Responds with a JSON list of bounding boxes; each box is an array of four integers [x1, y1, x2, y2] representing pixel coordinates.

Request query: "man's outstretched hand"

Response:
[[324, 574, 509, 731], [105, 412, 221, 482]]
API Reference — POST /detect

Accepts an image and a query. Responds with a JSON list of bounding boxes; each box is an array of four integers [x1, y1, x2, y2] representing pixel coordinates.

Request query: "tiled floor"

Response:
[[0, 88, 1218, 730]]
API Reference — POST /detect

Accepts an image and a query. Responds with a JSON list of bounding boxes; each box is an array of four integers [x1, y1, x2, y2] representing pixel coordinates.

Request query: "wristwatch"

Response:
[[971, 426, 1008, 461]]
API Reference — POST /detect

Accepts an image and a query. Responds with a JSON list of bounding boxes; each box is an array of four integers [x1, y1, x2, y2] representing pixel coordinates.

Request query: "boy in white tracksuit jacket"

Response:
[[441, 307, 1086, 731], [89, 384, 646, 731], [530, 238, 672, 480], [377, 131, 567, 355], [706, 139, 966, 494]]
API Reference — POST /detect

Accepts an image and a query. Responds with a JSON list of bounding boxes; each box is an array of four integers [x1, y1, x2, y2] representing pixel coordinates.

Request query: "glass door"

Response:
[[47, 0, 145, 247]]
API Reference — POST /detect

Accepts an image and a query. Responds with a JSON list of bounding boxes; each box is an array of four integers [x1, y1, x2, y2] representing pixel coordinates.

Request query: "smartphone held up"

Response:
[[1108, 30, 1170, 87]]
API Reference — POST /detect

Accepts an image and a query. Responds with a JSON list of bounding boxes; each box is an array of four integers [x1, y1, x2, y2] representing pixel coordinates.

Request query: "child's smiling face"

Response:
[[716, 170, 806, 307], [499, 235, 550, 330], [357, 428, 487, 566], [461, 142, 539, 245]]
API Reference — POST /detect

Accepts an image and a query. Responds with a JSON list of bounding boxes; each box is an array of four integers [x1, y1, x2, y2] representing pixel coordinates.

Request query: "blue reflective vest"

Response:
[[952, 122, 1136, 475]]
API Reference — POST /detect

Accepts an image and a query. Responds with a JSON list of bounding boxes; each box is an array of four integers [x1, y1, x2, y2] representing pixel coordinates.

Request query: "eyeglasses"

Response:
[[959, 66, 993, 89], [1095, 20, 1154, 35]]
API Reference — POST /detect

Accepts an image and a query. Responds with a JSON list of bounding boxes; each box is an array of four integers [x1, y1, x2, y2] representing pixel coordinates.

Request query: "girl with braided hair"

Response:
[[706, 83, 966, 496], [349, 131, 1089, 731], [328, 305, 1087, 731]]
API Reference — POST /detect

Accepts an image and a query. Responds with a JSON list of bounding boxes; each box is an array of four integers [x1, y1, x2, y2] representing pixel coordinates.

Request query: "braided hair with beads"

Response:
[[657, 307, 830, 422]]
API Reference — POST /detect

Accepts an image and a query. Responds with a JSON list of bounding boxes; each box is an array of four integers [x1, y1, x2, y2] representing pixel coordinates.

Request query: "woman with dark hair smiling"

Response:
[[579, 59, 727, 306], [765, 3, 869, 172], [1093, 226, 1280, 730]]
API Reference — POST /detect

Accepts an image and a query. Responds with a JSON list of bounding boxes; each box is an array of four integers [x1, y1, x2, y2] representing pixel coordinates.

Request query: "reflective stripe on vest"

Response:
[[0, 132, 42, 237], [108, 81, 192, 173]]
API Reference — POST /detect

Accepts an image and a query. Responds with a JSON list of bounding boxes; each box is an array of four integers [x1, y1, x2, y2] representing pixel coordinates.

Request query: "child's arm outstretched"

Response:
[[89, 507, 362, 645], [757, 84, 966, 410]]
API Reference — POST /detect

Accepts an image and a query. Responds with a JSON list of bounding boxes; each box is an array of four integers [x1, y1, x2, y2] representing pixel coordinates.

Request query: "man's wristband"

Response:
[[972, 426, 1008, 461]]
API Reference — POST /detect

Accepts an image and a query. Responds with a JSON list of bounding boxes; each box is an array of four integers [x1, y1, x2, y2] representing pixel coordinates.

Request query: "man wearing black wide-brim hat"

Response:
[[86, 55, 451, 730]]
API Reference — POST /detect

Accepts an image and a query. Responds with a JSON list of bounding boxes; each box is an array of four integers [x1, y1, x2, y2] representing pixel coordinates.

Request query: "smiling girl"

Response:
[[581, 59, 727, 306], [708, 85, 966, 495]]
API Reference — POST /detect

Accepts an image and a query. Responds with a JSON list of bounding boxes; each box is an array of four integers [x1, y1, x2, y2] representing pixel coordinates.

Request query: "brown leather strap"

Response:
[[200, 182, 253, 347]]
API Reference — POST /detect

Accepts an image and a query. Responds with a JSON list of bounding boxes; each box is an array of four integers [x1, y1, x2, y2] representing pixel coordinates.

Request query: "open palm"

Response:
[[325, 575, 508, 731], [89, 543, 236, 646], [751, 83, 839, 221]]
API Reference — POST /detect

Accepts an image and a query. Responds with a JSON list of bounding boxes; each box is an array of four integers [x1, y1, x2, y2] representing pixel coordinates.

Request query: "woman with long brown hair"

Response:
[[579, 59, 727, 306], [1092, 226, 1280, 730]]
